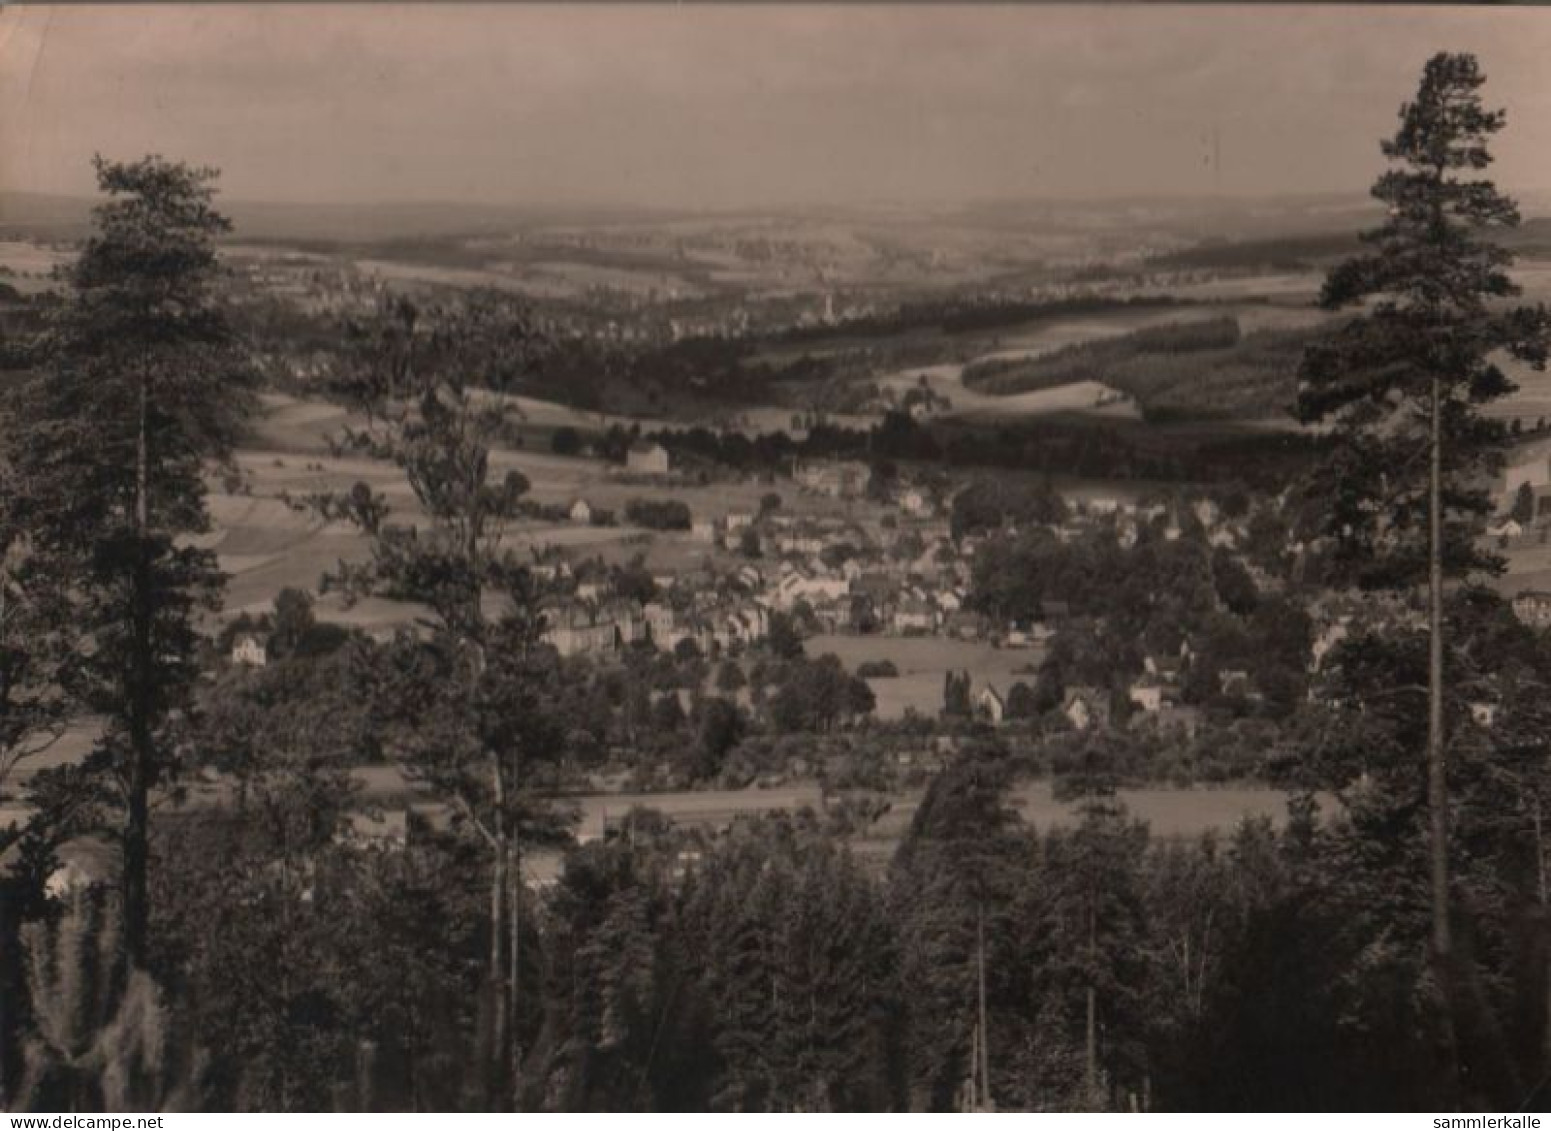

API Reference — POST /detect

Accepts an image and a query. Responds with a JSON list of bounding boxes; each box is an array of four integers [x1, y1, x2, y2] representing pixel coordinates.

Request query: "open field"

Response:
[[524, 780, 1306, 883], [1494, 537, 1551, 597], [878, 360, 1138, 423], [0, 239, 71, 294], [206, 392, 895, 625]]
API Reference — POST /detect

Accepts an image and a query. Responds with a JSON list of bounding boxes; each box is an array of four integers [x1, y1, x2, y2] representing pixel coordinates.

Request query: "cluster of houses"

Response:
[[966, 673, 1200, 735], [539, 585, 772, 660], [791, 457, 872, 499]]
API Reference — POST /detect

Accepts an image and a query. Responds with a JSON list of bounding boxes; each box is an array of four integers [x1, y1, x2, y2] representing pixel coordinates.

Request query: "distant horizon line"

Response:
[[9, 183, 1551, 228], [0, 184, 1416, 215]]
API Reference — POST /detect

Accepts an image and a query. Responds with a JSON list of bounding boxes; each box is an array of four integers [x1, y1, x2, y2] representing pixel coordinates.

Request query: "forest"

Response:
[[961, 316, 1320, 422]]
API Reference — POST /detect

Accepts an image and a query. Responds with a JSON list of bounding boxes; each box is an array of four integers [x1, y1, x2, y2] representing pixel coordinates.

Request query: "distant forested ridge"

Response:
[[776, 292, 1204, 342], [962, 316, 1321, 422]]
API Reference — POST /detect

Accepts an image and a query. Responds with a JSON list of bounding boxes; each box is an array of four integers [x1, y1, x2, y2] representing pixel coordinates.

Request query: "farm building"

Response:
[[627, 440, 672, 475]]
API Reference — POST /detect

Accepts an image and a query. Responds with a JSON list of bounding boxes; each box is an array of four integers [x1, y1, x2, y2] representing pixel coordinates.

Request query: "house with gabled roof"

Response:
[[627, 440, 671, 475], [1063, 686, 1111, 731], [976, 684, 1007, 725], [1128, 675, 1167, 713]]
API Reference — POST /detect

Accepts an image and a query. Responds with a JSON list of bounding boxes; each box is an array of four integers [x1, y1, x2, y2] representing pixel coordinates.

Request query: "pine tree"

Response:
[[1296, 54, 1551, 969], [10, 157, 255, 971]]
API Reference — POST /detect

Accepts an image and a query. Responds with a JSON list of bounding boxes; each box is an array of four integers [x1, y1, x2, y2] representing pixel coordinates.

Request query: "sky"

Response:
[[3, 3, 1551, 210]]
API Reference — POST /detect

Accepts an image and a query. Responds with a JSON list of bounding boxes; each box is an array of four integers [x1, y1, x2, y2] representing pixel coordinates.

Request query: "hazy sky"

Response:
[[3, 4, 1551, 209]]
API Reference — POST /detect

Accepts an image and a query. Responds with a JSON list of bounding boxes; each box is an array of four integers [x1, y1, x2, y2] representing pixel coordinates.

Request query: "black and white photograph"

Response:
[[2, 1, 1551, 1115]]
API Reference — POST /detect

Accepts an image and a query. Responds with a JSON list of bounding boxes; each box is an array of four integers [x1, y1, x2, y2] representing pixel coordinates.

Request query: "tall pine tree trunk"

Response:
[[1428, 374, 1467, 1111], [976, 903, 991, 1111], [487, 776, 508, 1106], [124, 373, 152, 971], [1428, 375, 1450, 959], [509, 838, 522, 1109], [1536, 797, 1551, 1075]]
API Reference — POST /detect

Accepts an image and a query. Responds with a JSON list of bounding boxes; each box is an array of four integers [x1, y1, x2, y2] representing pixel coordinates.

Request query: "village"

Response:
[[222, 432, 1458, 763]]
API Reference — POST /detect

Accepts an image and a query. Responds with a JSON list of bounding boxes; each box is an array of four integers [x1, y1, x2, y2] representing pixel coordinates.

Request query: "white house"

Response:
[[976, 684, 1007, 725], [569, 498, 594, 524], [232, 632, 268, 668], [1128, 676, 1166, 713]]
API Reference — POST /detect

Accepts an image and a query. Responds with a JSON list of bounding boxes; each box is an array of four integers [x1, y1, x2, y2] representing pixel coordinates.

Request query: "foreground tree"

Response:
[[1297, 53, 1550, 962], [10, 156, 255, 969], [324, 295, 572, 1106]]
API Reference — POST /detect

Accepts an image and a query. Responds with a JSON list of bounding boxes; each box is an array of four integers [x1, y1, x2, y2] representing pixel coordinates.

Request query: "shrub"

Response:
[[624, 498, 692, 531], [856, 659, 900, 679]]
